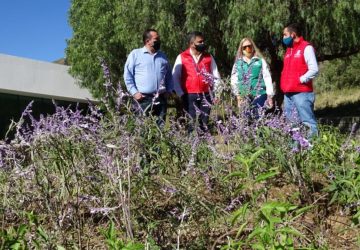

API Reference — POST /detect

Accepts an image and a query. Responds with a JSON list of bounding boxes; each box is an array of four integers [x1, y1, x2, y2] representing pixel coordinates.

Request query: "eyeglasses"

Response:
[[242, 45, 253, 50]]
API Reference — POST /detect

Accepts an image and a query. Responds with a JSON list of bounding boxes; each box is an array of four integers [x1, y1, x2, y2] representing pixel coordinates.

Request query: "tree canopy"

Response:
[[66, 0, 360, 98]]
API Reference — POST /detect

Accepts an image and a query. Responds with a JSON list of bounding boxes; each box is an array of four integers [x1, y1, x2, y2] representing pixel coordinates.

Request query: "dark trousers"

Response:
[[138, 93, 167, 127], [246, 94, 267, 119], [182, 93, 212, 132]]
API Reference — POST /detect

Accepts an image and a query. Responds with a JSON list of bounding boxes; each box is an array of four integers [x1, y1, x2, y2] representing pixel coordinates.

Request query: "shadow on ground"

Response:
[[315, 100, 360, 134]]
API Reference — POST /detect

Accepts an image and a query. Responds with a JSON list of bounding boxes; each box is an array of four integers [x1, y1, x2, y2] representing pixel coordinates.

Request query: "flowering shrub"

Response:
[[0, 62, 359, 249]]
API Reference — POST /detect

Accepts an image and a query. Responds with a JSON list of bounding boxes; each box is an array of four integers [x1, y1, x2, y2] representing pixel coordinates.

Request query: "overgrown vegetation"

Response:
[[315, 53, 360, 94], [66, 0, 360, 98], [314, 52, 360, 112], [315, 87, 360, 111], [1, 69, 359, 249]]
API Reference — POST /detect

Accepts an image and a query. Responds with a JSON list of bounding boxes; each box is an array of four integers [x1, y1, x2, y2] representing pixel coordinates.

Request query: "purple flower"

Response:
[[162, 185, 178, 194], [291, 129, 310, 148], [199, 68, 216, 88], [225, 196, 245, 211]]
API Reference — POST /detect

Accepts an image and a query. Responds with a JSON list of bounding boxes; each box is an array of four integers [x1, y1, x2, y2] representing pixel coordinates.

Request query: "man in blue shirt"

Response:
[[124, 29, 173, 126]]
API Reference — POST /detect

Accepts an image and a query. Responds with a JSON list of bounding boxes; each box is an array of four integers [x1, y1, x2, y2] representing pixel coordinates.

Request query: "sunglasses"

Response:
[[242, 45, 253, 50]]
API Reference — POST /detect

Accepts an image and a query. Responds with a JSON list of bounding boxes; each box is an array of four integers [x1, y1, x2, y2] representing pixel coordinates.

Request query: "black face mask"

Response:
[[195, 43, 206, 52], [152, 40, 161, 51]]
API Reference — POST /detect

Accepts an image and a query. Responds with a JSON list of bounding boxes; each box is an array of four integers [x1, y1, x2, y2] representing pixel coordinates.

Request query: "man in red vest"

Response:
[[172, 31, 221, 134], [280, 23, 319, 140]]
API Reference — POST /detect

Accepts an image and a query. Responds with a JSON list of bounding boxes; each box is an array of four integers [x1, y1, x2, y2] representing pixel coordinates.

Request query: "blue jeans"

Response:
[[284, 92, 318, 138]]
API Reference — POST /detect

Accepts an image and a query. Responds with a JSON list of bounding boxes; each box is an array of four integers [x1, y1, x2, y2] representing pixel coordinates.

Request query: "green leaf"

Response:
[[251, 243, 266, 250], [247, 227, 266, 241], [255, 171, 279, 182], [294, 205, 314, 217], [17, 224, 28, 238], [10, 242, 21, 250], [235, 222, 249, 239], [36, 226, 49, 241], [329, 191, 339, 205], [355, 156, 360, 165], [248, 148, 266, 165], [26, 211, 38, 226], [235, 154, 249, 166], [224, 171, 246, 180], [276, 227, 303, 237], [337, 179, 355, 186], [123, 242, 145, 250], [231, 203, 249, 225]]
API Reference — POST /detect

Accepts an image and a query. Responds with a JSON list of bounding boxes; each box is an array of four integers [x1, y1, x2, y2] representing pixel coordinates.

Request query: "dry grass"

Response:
[[315, 87, 360, 110]]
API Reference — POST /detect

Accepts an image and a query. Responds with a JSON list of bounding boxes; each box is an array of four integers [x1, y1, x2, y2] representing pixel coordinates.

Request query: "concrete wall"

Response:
[[0, 53, 94, 102]]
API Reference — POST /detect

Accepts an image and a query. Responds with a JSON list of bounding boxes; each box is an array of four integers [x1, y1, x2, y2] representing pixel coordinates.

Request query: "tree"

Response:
[[315, 52, 360, 93], [66, 0, 185, 99], [66, 0, 360, 99]]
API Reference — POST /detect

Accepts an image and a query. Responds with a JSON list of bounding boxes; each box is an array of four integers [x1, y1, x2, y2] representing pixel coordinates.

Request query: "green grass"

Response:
[[315, 87, 360, 111]]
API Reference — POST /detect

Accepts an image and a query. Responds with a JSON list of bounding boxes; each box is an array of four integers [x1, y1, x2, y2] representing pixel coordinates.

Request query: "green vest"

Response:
[[236, 57, 266, 97]]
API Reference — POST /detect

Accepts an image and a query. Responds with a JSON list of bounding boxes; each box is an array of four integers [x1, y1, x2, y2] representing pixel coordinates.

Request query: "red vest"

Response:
[[180, 49, 212, 93], [280, 37, 313, 93]]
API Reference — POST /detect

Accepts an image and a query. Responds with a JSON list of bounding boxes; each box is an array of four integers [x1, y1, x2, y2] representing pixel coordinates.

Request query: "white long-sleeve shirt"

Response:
[[172, 49, 221, 96], [230, 57, 274, 96], [300, 45, 319, 83]]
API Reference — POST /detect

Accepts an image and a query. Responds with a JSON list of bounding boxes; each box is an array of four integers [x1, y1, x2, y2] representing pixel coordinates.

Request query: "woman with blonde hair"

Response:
[[230, 37, 274, 117]]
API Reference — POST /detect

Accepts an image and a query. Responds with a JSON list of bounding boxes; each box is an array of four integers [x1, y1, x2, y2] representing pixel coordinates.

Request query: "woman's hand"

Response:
[[266, 95, 274, 108], [236, 95, 245, 108]]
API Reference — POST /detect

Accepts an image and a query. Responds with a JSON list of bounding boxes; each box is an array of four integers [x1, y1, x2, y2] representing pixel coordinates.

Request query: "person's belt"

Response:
[[140, 92, 166, 97], [140, 93, 156, 97]]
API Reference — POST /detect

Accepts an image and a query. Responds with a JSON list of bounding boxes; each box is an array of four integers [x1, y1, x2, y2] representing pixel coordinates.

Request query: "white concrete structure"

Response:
[[0, 53, 94, 102]]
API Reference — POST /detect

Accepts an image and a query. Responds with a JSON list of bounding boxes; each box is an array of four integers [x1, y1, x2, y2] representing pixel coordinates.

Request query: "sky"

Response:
[[0, 0, 72, 62]]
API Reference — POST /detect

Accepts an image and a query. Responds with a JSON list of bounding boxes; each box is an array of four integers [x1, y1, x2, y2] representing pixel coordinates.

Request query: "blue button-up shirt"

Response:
[[124, 47, 173, 95]]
